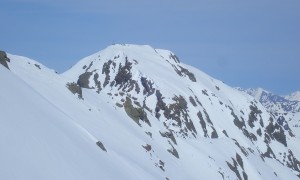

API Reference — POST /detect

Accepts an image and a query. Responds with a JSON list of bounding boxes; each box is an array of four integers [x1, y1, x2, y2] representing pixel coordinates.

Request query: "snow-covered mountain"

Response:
[[239, 88, 300, 114], [286, 92, 300, 102], [1, 44, 300, 180], [237, 87, 300, 137]]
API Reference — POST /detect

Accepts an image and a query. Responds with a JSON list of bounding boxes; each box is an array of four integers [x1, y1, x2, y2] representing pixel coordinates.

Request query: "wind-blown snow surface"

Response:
[[1, 44, 300, 179], [0, 61, 163, 180]]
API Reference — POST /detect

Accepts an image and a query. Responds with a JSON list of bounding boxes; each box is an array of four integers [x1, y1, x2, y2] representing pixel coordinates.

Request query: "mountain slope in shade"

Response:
[[1, 45, 300, 179]]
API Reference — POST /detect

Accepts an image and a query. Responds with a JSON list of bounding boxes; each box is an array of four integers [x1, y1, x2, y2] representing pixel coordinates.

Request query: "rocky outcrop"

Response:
[[0, 51, 10, 69]]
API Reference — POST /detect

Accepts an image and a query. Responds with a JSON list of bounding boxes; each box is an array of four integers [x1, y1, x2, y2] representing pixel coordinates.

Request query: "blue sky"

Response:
[[1, 0, 300, 95]]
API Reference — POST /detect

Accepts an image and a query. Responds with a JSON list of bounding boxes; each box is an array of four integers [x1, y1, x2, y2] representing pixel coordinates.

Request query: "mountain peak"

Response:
[[286, 91, 300, 101], [3, 45, 300, 179], [238, 87, 270, 101], [62, 44, 197, 95]]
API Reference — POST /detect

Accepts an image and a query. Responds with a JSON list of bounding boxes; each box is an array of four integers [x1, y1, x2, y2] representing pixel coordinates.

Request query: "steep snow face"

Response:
[[62, 44, 300, 179], [0, 65, 151, 180], [2, 52, 174, 180], [2, 44, 300, 180]]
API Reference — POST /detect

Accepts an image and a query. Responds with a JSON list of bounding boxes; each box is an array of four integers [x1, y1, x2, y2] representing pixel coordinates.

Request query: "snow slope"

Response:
[[2, 44, 300, 179], [0, 55, 168, 180], [0, 65, 129, 180]]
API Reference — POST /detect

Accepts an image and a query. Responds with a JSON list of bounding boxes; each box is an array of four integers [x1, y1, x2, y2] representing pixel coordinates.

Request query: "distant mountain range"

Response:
[[238, 88, 300, 113], [1, 44, 300, 180], [237, 87, 300, 135]]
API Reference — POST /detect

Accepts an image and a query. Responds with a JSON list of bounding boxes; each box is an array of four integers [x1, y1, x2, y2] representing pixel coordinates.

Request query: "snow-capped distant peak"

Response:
[[286, 91, 300, 101], [237, 87, 270, 101]]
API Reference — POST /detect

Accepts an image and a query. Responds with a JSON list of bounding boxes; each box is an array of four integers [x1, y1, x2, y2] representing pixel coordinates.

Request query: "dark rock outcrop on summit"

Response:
[[0, 51, 10, 69]]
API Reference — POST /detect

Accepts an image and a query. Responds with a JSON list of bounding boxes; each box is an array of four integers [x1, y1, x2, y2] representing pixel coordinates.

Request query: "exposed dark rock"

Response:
[[226, 159, 242, 180], [101, 58, 140, 94], [170, 63, 196, 82], [133, 101, 141, 107], [233, 139, 249, 157], [211, 127, 219, 139], [227, 154, 247, 180], [197, 111, 208, 137], [116, 103, 123, 107], [93, 73, 102, 93], [141, 77, 155, 96], [236, 153, 244, 170], [240, 110, 244, 115], [160, 131, 177, 145], [232, 110, 245, 130], [262, 146, 276, 159], [218, 171, 225, 180], [145, 131, 152, 138], [168, 144, 179, 159], [119, 92, 125, 96], [242, 129, 257, 142], [223, 130, 229, 137], [132, 59, 138, 64], [142, 144, 152, 151], [155, 90, 166, 119], [123, 97, 151, 126], [163, 96, 188, 125], [66, 82, 83, 99], [96, 141, 107, 152], [203, 109, 213, 125], [286, 150, 300, 175], [186, 120, 197, 135], [102, 60, 113, 87], [114, 58, 132, 86], [189, 96, 197, 107], [114, 55, 120, 59], [162, 95, 197, 136], [179, 65, 196, 82], [0, 51, 10, 69], [34, 64, 41, 70], [77, 72, 93, 88], [194, 96, 203, 107], [248, 105, 262, 128], [257, 128, 262, 137], [265, 118, 287, 146], [202, 89, 209, 96], [169, 53, 180, 63], [158, 160, 165, 171], [143, 100, 152, 113], [242, 171, 248, 180], [85, 61, 93, 72]]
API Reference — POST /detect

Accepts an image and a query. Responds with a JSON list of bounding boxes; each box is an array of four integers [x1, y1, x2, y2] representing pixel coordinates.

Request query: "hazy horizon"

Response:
[[1, 0, 299, 95]]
